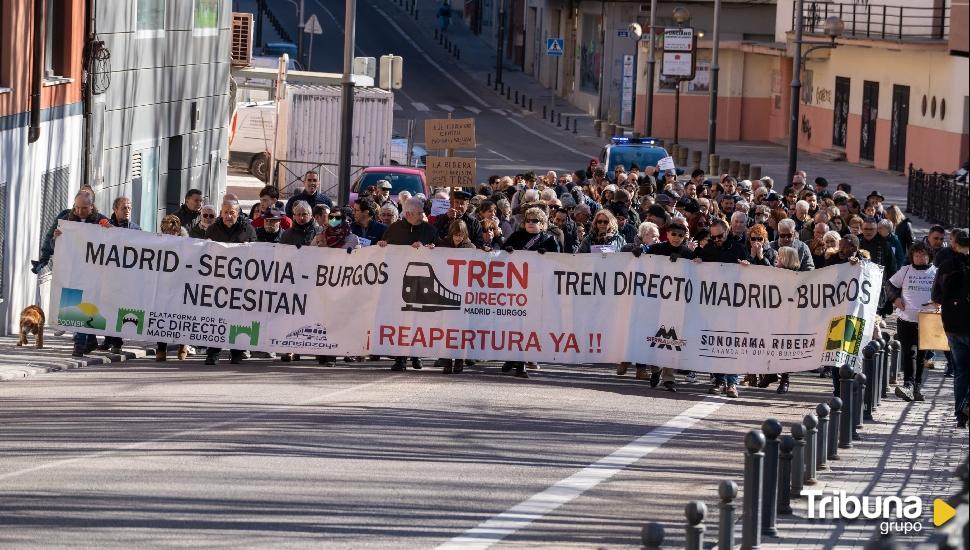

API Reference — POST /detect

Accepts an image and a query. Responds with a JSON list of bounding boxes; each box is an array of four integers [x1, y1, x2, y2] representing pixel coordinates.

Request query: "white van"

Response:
[[228, 101, 276, 181]]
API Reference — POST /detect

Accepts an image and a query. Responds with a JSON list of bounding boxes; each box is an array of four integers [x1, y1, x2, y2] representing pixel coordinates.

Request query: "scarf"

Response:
[[324, 221, 351, 248]]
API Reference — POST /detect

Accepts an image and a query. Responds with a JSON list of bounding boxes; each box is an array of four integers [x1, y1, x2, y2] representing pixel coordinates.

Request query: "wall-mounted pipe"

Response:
[[28, 0, 45, 143]]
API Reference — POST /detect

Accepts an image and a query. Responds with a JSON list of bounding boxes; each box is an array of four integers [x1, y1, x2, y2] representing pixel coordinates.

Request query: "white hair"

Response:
[[795, 200, 810, 213], [540, 188, 557, 202], [574, 203, 591, 215], [731, 211, 748, 224], [823, 230, 841, 244], [403, 197, 425, 214], [523, 189, 540, 203], [734, 202, 750, 214], [878, 218, 894, 231], [778, 218, 797, 233], [291, 200, 311, 213], [398, 190, 412, 203], [638, 221, 660, 242], [777, 246, 801, 270]]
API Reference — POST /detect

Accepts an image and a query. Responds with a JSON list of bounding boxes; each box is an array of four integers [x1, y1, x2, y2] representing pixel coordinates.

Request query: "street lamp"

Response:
[[671, 6, 690, 24], [706, 0, 722, 171], [787, 5, 844, 183], [645, 0, 657, 136], [671, 6, 690, 146], [628, 23, 642, 131]]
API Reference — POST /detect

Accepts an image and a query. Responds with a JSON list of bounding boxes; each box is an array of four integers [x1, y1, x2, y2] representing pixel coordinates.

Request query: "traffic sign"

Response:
[[546, 37, 564, 56], [663, 27, 693, 51], [304, 14, 323, 35]]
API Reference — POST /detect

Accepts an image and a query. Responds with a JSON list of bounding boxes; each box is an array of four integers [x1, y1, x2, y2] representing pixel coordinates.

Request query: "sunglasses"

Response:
[[750, 236, 764, 242], [710, 234, 724, 241], [525, 218, 541, 224], [595, 220, 610, 225], [201, 213, 215, 219], [668, 231, 686, 238], [779, 233, 794, 239]]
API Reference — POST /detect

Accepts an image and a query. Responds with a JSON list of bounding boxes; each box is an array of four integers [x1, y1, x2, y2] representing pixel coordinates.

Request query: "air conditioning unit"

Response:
[[231, 12, 254, 67]]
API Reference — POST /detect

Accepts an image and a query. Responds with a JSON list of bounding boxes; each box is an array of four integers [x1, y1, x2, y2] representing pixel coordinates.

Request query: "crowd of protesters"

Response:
[[35, 163, 969, 428]]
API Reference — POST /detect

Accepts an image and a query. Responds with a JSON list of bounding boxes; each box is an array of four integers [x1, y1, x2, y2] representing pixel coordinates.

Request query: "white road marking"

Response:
[[412, 102, 430, 112], [464, 106, 481, 114], [394, 103, 404, 111], [488, 149, 513, 161], [491, 108, 507, 116], [437, 104, 455, 112], [437, 399, 723, 550], [0, 378, 394, 482], [371, 5, 490, 108]]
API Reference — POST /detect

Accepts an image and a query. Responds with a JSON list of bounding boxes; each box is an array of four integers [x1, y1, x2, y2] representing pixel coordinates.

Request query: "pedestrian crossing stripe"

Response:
[[393, 103, 403, 111], [437, 104, 454, 112], [412, 102, 430, 111], [464, 106, 481, 114]]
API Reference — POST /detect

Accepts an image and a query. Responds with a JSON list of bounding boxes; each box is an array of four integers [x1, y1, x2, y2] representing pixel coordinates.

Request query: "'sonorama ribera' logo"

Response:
[[401, 262, 462, 312], [646, 325, 686, 351], [825, 315, 865, 355]]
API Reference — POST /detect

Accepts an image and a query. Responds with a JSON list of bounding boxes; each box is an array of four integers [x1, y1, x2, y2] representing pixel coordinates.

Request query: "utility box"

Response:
[[380, 55, 403, 90]]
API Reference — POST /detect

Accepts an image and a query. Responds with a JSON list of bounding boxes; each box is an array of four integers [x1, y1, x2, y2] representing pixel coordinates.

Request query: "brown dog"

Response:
[[18, 305, 46, 349]]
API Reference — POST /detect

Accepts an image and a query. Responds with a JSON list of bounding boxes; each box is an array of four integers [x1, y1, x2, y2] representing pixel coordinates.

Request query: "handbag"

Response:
[[918, 311, 950, 351]]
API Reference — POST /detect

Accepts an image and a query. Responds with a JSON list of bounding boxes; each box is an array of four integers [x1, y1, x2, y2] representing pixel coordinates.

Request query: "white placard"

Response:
[[662, 51, 693, 77], [663, 27, 693, 52], [431, 198, 452, 216], [657, 156, 676, 171]]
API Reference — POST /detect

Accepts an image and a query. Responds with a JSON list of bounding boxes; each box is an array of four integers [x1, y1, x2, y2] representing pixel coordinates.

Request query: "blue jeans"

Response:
[[946, 333, 969, 422], [715, 373, 739, 386]]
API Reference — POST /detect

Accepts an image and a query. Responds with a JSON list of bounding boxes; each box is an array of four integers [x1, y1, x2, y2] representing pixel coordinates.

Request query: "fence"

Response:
[[798, 1, 950, 41], [273, 160, 367, 200], [906, 165, 969, 228]]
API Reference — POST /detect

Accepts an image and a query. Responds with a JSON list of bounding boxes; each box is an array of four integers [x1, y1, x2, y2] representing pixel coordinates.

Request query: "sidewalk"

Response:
[[0, 333, 150, 381]]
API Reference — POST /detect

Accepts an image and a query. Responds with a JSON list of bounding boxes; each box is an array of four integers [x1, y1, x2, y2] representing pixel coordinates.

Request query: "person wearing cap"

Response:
[[434, 189, 484, 247], [930, 227, 970, 429], [866, 190, 885, 209], [373, 180, 394, 207], [285, 171, 333, 217], [255, 208, 285, 243], [351, 197, 387, 243]]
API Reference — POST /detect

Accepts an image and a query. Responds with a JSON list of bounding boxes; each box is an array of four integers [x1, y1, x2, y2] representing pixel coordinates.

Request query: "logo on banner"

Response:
[[646, 325, 686, 351], [115, 308, 146, 335], [269, 323, 336, 350], [57, 288, 107, 330], [229, 321, 261, 345], [401, 262, 462, 312], [825, 315, 865, 354]]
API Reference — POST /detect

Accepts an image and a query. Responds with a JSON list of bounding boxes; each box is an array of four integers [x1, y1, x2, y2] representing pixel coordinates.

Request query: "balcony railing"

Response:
[[797, 1, 950, 41]]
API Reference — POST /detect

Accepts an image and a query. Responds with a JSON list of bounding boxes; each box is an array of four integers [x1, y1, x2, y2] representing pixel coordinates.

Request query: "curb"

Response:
[[0, 349, 148, 381]]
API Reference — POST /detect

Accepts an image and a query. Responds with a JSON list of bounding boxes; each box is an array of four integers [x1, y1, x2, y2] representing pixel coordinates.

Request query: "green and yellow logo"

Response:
[[116, 308, 145, 335], [57, 288, 107, 330], [229, 321, 260, 346], [825, 315, 865, 355]]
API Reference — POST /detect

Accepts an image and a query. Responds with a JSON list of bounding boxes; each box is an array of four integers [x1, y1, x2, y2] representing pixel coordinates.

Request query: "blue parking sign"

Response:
[[546, 38, 564, 56]]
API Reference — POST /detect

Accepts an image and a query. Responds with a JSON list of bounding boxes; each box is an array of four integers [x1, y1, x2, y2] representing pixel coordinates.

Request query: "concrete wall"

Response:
[[89, 0, 231, 231]]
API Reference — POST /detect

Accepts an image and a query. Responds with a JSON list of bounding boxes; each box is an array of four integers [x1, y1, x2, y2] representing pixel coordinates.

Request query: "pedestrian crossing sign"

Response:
[[546, 38, 564, 56]]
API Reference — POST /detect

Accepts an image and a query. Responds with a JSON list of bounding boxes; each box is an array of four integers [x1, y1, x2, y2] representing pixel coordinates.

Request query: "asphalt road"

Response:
[[237, 0, 602, 182], [0, 357, 849, 548]]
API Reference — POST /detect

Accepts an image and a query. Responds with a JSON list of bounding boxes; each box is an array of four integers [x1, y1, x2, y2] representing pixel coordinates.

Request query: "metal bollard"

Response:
[[542, 105, 547, 119], [690, 150, 702, 172], [709, 154, 719, 174], [514, 90, 519, 104], [880, 332, 892, 398], [506, 87, 511, 100], [838, 365, 855, 449], [557, 112, 562, 127], [719, 480, 738, 549], [761, 419, 782, 537], [828, 397, 842, 459], [455, 47, 460, 61], [719, 157, 731, 175], [790, 423, 806, 498], [565, 116, 571, 129], [740, 162, 750, 179], [573, 118, 578, 134], [750, 165, 762, 180], [888, 339, 900, 383], [520, 93, 527, 108], [873, 337, 886, 406], [803, 414, 818, 485], [641, 522, 664, 550], [816, 403, 830, 470], [434, 28, 439, 40], [741, 429, 765, 549], [729, 159, 741, 177], [853, 372, 867, 440], [487, 73, 491, 87], [685, 501, 706, 550], [777, 435, 795, 515], [528, 98, 533, 111], [414, 8, 418, 19], [863, 343, 876, 420]]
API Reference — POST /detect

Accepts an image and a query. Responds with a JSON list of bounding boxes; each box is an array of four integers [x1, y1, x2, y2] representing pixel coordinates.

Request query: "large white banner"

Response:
[[52, 221, 882, 373]]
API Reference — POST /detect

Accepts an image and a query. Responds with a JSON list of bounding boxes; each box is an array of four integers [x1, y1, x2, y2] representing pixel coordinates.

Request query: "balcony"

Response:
[[797, 1, 950, 42]]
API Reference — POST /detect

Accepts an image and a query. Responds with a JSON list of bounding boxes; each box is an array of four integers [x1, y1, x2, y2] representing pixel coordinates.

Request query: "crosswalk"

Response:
[[394, 102, 520, 117]]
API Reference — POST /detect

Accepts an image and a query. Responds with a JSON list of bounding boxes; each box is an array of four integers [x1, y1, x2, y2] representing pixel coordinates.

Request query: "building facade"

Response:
[[0, 0, 86, 334], [0, 0, 232, 335]]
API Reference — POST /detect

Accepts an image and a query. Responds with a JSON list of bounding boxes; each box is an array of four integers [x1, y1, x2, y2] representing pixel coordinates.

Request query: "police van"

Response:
[[599, 137, 680, 179]]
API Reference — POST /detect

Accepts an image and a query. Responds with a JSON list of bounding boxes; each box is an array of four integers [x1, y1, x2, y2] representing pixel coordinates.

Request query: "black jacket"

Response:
[[280, 220, 320, 246], [383, 220, 438, 246], [205, 218, 256, 243], [696, 239, 747, 264], [931, 252, 969, 334], [860, 235, 897, 275], [647, 241, 693, 261], [351, 219, 388, 243], [109, 215, 142, 231], [285, 191, 334, 217], [255, 227, 282, 243], [173, 204, 200, 229], [434, 213, 484, 247], [504, 230, 561, 253]]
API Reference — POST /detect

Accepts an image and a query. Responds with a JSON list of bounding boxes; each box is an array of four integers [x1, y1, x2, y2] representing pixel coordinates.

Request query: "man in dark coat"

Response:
[[285, 171, 334, 217], [203, 201, 256, 365], [172, 189, 204, 229], [433, 190, 483, 247], [931, 228, 970, 428], [351, 197, 387, 243], [280, 200, 320, 246]]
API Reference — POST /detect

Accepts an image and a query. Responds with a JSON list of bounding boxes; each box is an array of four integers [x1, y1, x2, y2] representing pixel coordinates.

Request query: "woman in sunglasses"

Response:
[[744, 224, 776, 266], [188, 205, 218, 239], [578, 209, 626, 253]]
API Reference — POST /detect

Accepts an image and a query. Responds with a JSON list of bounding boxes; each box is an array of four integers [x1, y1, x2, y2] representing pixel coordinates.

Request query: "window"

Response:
[[39, 167, 71, 252], [44, 0, 69, 79], [194, 0, 220, 35], [131, 148, 159, 231], [136, 0, 165, 37]]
